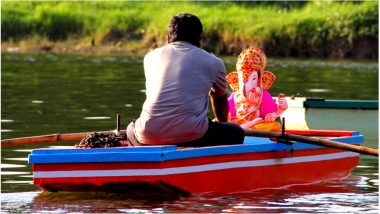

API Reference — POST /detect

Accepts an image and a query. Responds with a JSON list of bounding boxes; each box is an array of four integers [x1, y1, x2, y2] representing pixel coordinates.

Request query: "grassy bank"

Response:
[[2, 1, 378, 59]]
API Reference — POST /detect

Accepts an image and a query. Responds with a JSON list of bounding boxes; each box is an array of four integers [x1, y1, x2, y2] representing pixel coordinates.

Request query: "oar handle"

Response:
[[285, 132, 378, 157], [1, 130, 127, 147], [244, 129, 379, 157]]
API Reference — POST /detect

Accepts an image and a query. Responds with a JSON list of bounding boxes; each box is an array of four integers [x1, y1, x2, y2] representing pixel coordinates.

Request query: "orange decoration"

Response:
[[227, 46, 276, 91]]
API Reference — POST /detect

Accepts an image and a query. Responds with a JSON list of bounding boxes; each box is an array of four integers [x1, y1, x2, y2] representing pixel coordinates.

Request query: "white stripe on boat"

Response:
[[33, 152, 357, 178]]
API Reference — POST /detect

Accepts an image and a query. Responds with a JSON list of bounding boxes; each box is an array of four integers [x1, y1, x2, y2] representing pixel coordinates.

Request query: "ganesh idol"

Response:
[[226, 46, 288, 131]]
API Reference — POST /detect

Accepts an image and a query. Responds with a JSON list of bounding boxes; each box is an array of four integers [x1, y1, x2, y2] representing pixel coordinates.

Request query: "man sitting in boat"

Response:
[[226, 46, 288, 131], [126, 13, 245, 147]]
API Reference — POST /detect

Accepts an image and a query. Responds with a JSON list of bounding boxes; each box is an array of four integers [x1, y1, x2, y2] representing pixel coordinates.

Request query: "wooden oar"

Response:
[[2, 113, 377, 156], [1, 130, 127, 147], [244, 128, 378, 157], [2, 114, 126, 147]]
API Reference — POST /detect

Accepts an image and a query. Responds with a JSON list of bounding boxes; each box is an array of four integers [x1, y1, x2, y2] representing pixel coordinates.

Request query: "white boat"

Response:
[[282, 97, 378, 143]]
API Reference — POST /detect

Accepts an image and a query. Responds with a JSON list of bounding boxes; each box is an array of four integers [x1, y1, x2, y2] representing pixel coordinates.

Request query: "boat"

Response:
[[28, 129, 363, 195], [281, 97, 378, 141], [303, 98, 378, 141]]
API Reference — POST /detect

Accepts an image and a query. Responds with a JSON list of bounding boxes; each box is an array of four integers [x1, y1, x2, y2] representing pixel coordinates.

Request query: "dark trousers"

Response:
[[126, 119, 244, 147]]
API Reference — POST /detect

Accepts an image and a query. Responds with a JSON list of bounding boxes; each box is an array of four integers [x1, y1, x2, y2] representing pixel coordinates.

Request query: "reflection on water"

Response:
[[1, 175, 378, 213], [307, 88, 331, 93], [1, 53, 378, 213]]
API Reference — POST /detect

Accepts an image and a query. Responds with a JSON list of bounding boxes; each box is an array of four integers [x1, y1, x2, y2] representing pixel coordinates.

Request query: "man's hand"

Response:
[[209, 91, 229, 122]]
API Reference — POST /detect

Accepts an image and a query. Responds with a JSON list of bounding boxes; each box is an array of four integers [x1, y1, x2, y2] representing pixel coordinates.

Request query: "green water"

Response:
[[2, 54, 378, 139], [1, 53, 378, 213]]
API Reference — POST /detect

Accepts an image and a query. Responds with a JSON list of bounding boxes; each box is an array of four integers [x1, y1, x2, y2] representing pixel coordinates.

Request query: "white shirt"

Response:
[[134, 41, 227, 144]]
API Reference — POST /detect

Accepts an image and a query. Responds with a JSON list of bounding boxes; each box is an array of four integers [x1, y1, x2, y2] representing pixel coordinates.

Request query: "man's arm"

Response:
[[209, 91, 229, 122]]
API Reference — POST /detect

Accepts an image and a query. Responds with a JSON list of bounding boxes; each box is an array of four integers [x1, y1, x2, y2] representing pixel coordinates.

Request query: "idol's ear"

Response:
[[226, 71, 239, 91], [262, 71, 276, 90]]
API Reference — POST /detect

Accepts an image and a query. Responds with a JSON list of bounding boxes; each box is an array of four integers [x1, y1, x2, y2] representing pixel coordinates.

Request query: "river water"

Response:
[[1, 53, 378, 213]]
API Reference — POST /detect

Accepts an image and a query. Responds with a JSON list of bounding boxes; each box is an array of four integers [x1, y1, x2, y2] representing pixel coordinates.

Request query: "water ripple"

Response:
[[1, 171, 31, 175], [1, 119, 14, 123], [1, 164, 26, 168], [4, 158, 29, 161], [32, 100, 44, 104], [83, 116, 111, 120]]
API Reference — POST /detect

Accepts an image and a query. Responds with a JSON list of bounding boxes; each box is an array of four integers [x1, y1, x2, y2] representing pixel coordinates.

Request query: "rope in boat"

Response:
[[75, 132, 121, 148]]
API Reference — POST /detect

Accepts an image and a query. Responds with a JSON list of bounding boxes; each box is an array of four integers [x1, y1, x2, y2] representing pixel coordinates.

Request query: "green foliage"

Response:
[[261, 1, 378, 58], [1, 8, 33, 41], [346, 3, 378, 38], [1, 1, 378, 58], [32, 3, 84, 41]]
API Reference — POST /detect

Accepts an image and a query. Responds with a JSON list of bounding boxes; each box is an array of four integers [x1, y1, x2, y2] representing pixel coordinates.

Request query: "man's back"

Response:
[[134, 41, 227, 145]]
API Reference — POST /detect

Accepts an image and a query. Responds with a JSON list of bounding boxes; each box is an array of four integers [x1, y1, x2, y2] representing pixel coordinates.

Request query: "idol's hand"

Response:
[[241, 117, 264, 129], [278, 96, 288, 110], [264, 112, 277, 122]]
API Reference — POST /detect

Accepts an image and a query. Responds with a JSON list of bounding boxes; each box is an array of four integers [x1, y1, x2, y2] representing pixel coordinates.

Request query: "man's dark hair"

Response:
[[167, 13, 203, 47]]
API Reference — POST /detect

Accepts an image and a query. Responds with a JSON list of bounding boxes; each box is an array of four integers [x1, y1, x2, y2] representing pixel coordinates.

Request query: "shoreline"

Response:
[[1, 41, 148, 57], [2, 39, 378, 60]]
